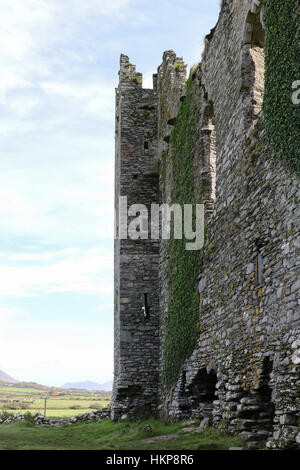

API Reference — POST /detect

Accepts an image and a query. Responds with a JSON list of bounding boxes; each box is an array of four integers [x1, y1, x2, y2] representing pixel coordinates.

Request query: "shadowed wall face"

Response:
[[112, 0, 300, 450], [112, 55, 160, 420], [159, 0, 300, 450]]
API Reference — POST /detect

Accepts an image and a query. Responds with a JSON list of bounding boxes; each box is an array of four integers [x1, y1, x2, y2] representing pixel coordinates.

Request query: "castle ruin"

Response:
[[112, 0, 300, 450]]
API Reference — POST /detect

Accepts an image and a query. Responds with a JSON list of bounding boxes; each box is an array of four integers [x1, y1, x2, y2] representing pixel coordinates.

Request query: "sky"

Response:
[[0, 0, 220, 387]]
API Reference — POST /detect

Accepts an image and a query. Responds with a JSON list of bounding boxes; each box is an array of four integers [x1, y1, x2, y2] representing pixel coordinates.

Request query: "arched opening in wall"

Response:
[[241, 4, 265, 117], [200, 100, 216, 215], [237, 357, 275, 446], [188, 368, 217, 420]]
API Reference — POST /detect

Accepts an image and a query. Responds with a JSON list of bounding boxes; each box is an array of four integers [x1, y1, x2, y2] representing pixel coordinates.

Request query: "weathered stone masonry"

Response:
[[112, 0, 300, 449], [112, 55, 160, 420]]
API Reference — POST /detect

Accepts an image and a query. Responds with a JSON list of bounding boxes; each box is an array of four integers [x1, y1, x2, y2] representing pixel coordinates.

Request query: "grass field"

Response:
[[0, 386, 45, 395], [0, 384, 245, 450], [0, 383, 111, 418], [0, 418, 245, 450]]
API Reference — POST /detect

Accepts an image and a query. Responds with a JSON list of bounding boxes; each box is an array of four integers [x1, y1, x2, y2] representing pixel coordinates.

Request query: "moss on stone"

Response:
[[162, 77, 204, 387]]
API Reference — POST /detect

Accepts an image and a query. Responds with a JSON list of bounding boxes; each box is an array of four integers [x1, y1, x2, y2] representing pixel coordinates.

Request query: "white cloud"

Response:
[[6, 94, 41, 118], [11, 249, 80, 261], [0, 0, 131, 107], [0, 0, 53, 101], [0, 321, 113, 385], [0, 304, 24, 323], [56, 0, 133, 18], [0, 0, 221, 386], [0, 158, 114, 244], [40, 80, 115, 121], [0, 249, 113, 298]]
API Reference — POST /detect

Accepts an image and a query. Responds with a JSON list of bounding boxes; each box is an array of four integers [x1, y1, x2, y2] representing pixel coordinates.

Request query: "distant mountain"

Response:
[[61, 380, 113, 391], [0, 369, 18, 384]]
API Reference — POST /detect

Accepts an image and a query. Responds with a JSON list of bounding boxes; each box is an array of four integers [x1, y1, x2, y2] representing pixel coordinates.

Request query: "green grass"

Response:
[[0, 386, 44, 395], [0, 419, 245, 450], [0, 384, 111, 418]]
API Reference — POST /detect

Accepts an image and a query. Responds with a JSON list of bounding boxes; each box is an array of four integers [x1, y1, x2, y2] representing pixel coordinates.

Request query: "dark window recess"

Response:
[[188, 368, 217, 410], [144, 141, 149, 151], [258, 357, 275, 425], [180, 371, 187, 394], [255, 239, 265, 285], [142, 293, 151, 320], [257, 252, 264, 285], [255, 240, 264, 285], [259, 357, 273, 403]]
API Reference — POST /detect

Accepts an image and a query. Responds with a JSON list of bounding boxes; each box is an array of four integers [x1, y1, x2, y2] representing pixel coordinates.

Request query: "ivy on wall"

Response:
[[162, 0, 300, 389], [162, 77, 203, 387], [262, 0, 300, 174]]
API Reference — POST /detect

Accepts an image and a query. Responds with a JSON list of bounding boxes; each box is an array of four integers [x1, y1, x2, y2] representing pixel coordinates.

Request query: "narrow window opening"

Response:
[[259, 358, 273, 404], [180, 371, 187, 394], [142, 293, 150, 320], [258, 357, 275, 429], [255, 239, 264, 285], [200, 100, 216, 214], [176, 370, 192, 419], [241, 7, 265, 116], [144, 141, 149, 151], [257, 251, 264, 285]]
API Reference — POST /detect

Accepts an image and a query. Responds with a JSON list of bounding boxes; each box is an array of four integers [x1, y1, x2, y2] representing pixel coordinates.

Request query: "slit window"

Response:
[[255, 241, 264, 285], [200, 99, 216, 207], [241, 6, 265, 115], [142, 293, 150, 320], [257, 251, 264, 285]]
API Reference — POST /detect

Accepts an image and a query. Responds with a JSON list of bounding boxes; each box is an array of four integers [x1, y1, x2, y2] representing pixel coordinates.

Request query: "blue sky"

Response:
[[0, 0, 220, 387]]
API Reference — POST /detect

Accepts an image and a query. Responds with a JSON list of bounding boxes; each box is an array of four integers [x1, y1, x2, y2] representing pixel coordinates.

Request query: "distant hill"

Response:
[[61, 380, 113, 392], [0, 369, 18, 384]]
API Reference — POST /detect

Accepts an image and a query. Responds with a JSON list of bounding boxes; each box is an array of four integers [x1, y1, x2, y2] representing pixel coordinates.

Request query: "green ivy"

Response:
[[162, 78, 203, 387], [262, 0, 300, 174]]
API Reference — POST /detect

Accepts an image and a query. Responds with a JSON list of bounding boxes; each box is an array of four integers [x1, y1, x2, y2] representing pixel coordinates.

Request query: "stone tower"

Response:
[[111, 55, 160, 419], [111, 0, 300, 450]]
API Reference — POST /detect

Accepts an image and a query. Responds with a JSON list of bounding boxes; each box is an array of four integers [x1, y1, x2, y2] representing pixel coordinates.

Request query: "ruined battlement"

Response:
[[112, 0, 300, 449]]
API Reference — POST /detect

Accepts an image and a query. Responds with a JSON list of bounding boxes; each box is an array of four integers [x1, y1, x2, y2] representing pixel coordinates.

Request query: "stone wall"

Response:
[[112, 0, 300, 449], [112, 55, 161, 420], [156, 51, 188, 394], [159, 0, 300, 450]]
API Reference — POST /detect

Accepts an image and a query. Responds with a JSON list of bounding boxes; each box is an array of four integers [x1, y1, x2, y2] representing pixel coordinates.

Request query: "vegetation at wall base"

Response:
[[0, 418, 245, 450]]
